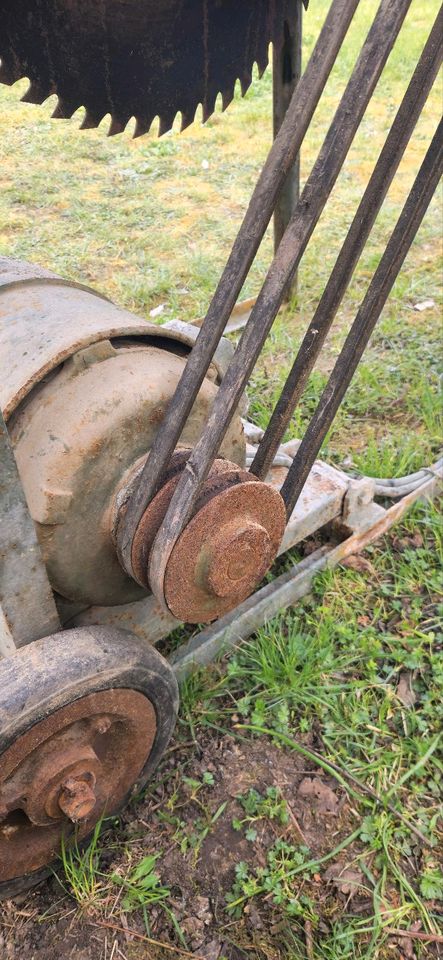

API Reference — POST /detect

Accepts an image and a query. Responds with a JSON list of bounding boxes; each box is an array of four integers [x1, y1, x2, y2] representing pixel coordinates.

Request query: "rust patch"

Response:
[[58, 774, 98, 824], [164, 478, 286, 623], [0, 689, 156, 883], [130, 455, 243, 588]]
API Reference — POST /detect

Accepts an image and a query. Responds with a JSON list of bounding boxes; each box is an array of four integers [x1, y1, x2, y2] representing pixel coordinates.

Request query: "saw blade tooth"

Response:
[[221, 85, 235, 112], [108, 115, 129, 137], [240, 72, 252, 98], [52, 97, 78, 120], [180, 109, 195, 132], [158, 111, 176, 137], [202, 95, 217, 124], [21, 81, 50, 105], [0, 56, 17, 85], [133, 116, 153, 139], [80, 108, 104, 130], [256, 53, 269, 79]]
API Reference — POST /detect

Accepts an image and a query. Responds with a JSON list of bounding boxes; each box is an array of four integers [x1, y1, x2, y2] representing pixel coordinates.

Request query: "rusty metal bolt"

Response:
[[93, 716, 112, 735], [58, 775, 97, 823], [205, 521, 271, 599]]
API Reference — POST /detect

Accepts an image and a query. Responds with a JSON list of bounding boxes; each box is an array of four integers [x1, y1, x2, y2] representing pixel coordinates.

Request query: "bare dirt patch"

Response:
[[0, 732, 361, 960]]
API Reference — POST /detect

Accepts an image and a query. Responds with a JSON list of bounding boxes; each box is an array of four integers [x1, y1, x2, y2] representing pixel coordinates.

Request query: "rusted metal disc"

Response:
[[130, 454, 245, 587], [163, 480, 286, 623], [0, 689, 156, 883]]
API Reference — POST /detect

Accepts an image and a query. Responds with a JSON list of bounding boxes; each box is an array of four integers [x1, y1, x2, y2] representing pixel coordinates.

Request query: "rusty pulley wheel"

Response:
[[0, 626, 179, 897], [119, 452, 285, 622], [122, 451, 248, 589], [152, 470, 286, 623]]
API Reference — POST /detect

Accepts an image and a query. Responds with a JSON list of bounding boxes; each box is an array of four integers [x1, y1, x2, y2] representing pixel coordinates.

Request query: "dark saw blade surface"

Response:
[[0, 0, 303, 135]]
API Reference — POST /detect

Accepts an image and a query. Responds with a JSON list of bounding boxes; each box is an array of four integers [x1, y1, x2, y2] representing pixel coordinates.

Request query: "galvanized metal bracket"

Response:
[[340, 477, 386, 533]]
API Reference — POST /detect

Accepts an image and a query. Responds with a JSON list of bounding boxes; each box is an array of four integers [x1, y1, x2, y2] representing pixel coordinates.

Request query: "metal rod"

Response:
[[148, 0, 412, 607], [281, 119, 443, 517], [251, 6, 443, 480], [119, 0, 360, 571], [273, 0, 303, 301]]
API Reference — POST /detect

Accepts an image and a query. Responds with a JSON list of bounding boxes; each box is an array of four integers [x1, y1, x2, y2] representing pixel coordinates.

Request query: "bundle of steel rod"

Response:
[[119, 0, 442, 610]]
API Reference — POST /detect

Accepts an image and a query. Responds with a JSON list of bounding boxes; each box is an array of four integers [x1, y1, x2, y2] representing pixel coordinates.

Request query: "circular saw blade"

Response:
[[0, 0, 301, 137]]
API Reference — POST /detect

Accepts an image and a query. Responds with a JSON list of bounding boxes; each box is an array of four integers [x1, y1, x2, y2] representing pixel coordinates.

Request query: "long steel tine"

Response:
[[251, 5, 443, 479], [281, 119, 443, 517]]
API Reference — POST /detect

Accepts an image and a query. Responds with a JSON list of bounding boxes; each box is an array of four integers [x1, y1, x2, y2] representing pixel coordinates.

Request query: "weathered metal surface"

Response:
[[69, 592, 179, 643], [118, 0, 360, 575], [161, 473, 286, 623], [341, 478, 385, 534], [171, 548, 331, 682], [0, 606, 16, 659], [9, 342, 244, 607], [276, 454, 349, 554], [163, 319, 236, 386], [0, 409, 60, 651], [134, 0, 412, 616], [58, 773, 98, 824], [0, 258, 59, 287], [273, 0, 303, 301], [0, 689, 156, 881], [0, 258, 244, 612], [120, 450, 196, 589], [0, 0, 306, 137], [0, 626, 179, 895], [0, 259, 231, 420], [282, 118, 443, 515], [251, 9, 443, 480], [0, 0, 438, 662]]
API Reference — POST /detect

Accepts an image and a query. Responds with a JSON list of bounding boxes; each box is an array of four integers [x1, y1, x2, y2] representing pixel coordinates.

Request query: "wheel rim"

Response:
[[0, 688, 156, 882]]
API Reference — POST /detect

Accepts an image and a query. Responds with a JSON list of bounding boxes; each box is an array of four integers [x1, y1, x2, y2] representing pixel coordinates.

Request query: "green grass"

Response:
[[59, 819, 107, 911], [110, 854, 187, 943]]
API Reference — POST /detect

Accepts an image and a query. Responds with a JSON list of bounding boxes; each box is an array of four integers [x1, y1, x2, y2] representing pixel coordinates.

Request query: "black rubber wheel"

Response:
[[0, 626, 179, 898]]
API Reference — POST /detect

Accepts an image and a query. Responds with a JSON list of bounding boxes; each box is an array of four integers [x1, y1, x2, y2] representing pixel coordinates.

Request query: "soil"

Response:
[[0, 728, 371, 960]]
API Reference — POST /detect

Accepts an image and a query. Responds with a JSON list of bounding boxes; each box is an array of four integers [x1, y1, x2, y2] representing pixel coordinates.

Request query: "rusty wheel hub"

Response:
[[0, 689, 156, 883]]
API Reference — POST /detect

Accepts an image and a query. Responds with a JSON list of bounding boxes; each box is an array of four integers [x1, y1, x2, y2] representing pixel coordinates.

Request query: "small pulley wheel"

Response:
[[125, 452, 249, 588], [0, 626, 178, 898], [161, 474, 286, 623]]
